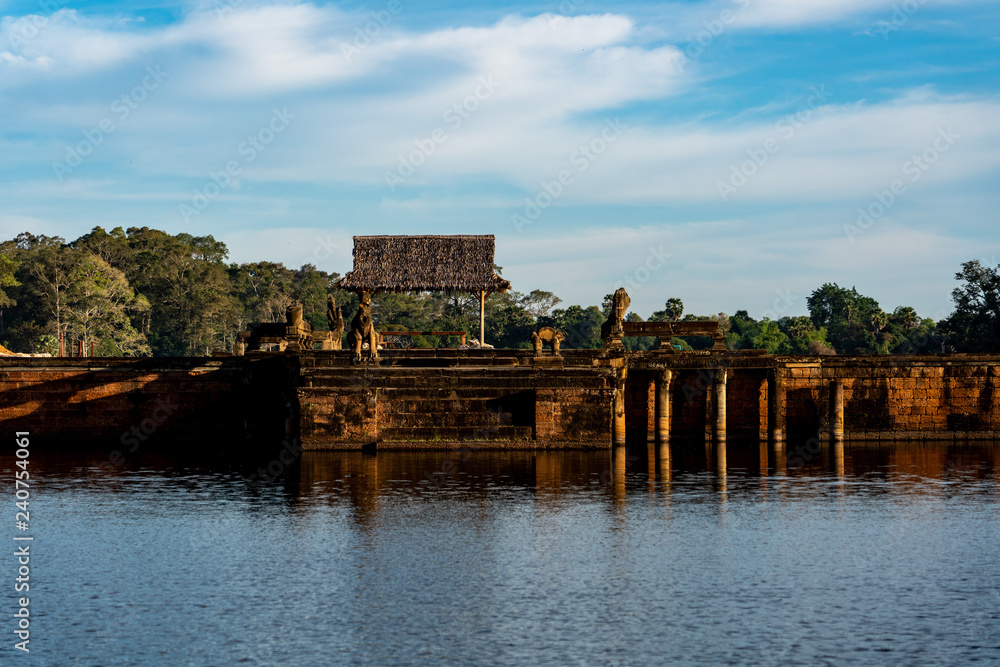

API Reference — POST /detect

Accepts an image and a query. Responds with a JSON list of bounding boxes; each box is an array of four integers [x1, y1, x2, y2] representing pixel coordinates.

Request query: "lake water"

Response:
[[2, 440, 998, 665]]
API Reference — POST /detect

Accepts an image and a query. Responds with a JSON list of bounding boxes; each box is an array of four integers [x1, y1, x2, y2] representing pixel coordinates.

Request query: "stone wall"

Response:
[[781, 356, 1000, 440], [1, 351, 997, 451], [0, 356, 295, 448], [298, 351, 615, 449]]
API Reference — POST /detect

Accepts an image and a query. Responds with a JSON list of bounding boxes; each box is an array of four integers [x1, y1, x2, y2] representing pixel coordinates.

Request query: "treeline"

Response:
[[0, 227, 996, 356]]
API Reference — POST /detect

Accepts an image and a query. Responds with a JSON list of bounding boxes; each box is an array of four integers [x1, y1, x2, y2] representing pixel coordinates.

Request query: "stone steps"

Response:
[[380, 411, 517, 428], [379, 426, 533, 442]]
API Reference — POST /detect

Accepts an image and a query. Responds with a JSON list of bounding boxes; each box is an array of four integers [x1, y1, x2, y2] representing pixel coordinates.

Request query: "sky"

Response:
[[1, 0, 998, 321]]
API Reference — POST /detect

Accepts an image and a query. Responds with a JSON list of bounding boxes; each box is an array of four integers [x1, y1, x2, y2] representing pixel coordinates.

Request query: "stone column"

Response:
[[830, 380, 845, 443], [656, 369, 672, 444], [714, 368, 728, 444], [768, 370, 786, 446], [613, 370, 627, 446]]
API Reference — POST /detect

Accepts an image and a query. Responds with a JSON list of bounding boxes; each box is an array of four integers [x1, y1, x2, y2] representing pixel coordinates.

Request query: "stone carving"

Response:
[[286, 302, 303, 327], [531, 326, 564, 356], [327, 295, 344, 351], [348, 290, 379, 362], [601, 287, 630, 349]]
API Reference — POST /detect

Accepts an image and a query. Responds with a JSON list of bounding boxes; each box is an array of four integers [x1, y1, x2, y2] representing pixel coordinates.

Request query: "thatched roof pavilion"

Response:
[[337, 235, 511, 345], [337, 235, 510, 294]]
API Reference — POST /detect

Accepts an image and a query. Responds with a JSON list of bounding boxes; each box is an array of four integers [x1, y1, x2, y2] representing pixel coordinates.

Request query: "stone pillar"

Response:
[[656, 369, 672, 444], [613, 370, 627, 446], [830, 380, 845, 443], [714, 368, 728, 444], [768, 370, 786, 446]]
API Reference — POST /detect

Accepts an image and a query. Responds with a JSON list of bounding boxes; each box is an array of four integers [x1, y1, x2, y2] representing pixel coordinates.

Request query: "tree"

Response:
[[651, 298, 683, 322], [519, 290, 561, 319], [62, 255, 150, 356], [940, 260, 1000, 352], [124, 228, 239, 355], [807, 283, 885, 353], [541, 305, 604, 349], [11, 234, 78, 347]]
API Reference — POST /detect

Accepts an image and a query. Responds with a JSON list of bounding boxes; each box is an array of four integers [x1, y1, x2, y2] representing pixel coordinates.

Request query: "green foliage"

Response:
[[0, 229, 979, 358], [939, 260, 1000, 352], [651, 297, 683, 322]]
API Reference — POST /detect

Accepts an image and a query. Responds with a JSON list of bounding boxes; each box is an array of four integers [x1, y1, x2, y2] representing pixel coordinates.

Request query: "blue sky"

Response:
[[1, 0, 998, 320]]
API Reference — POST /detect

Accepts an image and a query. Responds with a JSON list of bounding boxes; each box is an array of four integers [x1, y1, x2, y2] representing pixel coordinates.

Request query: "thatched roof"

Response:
[[337, 235, 511, 293]]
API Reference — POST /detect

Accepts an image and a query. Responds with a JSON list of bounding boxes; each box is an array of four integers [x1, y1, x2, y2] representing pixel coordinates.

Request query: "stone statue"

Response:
[[348, 290, 378, 362], [601, 287, 630, 348], [286, 302, 303, 327], [531, 326, 564, 356], [327, 295, 344, 351]]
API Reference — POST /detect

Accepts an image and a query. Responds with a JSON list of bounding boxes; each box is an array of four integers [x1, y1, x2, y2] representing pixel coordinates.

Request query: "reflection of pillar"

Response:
[[656, 370, 672, 444], [613, 370, 627, 446], [833, 441, 845, 478], [831, 381, 845, 443], [716, 442, 727, 492], [714, 369, 728, 444], [658, 442, 671, 483], [613, 445, 626, 501], [647, 441, 656, 492], [768, 370, 786, 445]]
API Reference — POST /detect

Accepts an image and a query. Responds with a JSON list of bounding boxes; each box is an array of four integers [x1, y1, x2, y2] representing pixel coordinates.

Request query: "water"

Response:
[[2, 441, 998, 665]]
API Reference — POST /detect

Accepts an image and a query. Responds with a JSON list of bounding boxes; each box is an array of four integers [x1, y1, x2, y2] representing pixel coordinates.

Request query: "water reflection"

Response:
[[2, 440, 998, 666]]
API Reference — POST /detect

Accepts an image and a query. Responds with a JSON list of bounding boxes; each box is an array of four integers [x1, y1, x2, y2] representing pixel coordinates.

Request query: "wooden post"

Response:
[[59, 332, 64, 357], [90, 340, 94, 357], [656, 369, 672, 444], [714, 368, 728, 444], [479, 290, 486, 346]]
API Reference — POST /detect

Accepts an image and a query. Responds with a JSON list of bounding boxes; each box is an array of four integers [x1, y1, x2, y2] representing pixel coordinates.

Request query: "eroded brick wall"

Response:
[[0, 356, 293, 447]]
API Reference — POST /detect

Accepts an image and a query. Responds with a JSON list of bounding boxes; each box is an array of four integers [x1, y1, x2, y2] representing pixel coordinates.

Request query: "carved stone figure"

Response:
[[348, 290, 378, 362], [327, 295, 344, 350], [601, 287, 631, 348], [286, 302, 303, 327], [531, 326, 564, 356]]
